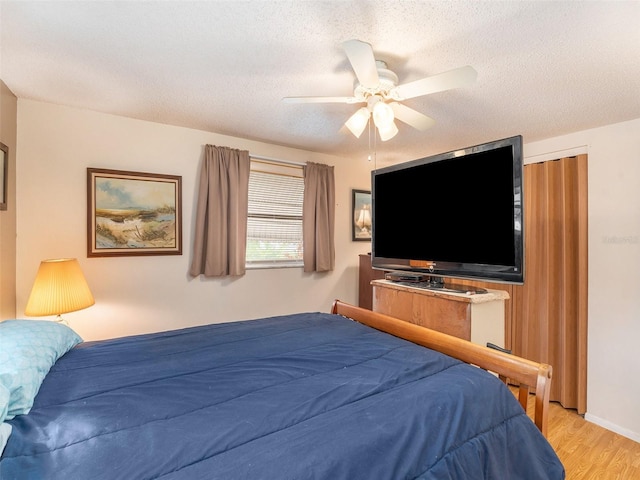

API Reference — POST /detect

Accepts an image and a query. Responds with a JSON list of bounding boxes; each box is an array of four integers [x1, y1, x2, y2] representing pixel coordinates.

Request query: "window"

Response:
[[246, 160, 304, 268]]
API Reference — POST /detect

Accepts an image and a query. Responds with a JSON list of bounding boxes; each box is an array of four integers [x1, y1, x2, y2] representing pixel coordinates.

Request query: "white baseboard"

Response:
[[584, 413, 640, 443]]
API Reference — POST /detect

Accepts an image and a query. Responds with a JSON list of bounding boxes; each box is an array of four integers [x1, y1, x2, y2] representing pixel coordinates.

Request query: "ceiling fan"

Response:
[[283, 39, 477, 141]]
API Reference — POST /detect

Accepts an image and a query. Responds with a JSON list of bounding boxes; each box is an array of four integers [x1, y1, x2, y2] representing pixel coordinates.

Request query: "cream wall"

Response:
[[0, 80, 17, 320], [15, 100, 373, 341], [524, 117, 640, 442]]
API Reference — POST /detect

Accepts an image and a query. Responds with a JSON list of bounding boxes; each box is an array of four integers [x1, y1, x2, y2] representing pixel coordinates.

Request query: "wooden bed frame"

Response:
[[331, 300, 553, 436]]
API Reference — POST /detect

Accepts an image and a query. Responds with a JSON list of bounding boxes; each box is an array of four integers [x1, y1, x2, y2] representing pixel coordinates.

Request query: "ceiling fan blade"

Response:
[[282, 96, 359, 104], [390, 102, 436, 131], [394, 65, 477, 100], [342, 39, 379, 89]]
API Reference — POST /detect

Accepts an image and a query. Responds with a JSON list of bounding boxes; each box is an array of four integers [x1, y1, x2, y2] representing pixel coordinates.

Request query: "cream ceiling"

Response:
[[1, 0, 639, 163]]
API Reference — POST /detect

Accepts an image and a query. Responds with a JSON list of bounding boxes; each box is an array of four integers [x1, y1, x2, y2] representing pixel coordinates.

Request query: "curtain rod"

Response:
[[249, 153, 306, 167]]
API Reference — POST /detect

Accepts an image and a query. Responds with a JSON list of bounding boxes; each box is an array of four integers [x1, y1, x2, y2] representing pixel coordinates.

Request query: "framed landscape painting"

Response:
[[87, 168, 182, 257]]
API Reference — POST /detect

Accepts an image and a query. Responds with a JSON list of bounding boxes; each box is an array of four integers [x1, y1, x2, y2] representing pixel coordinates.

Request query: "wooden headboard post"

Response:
[[331, 300, 553, 436]]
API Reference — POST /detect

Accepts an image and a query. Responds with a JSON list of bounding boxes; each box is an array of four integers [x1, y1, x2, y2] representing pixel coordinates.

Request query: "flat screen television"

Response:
[[371, 135, 524, 291]]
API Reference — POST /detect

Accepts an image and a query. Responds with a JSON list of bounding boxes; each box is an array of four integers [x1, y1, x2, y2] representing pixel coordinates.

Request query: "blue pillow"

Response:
[[0, 320, 82, 419]]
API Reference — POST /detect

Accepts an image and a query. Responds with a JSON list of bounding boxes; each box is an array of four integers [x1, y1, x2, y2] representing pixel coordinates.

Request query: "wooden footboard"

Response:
[[331, 300, 552, 436]]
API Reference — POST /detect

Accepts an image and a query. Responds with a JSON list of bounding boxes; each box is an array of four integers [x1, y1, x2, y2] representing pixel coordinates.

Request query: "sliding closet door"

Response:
[[512, 155, 588, 413]]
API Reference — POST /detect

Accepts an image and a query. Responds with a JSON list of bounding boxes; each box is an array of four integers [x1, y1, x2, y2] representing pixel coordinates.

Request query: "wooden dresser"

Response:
[[358, 254, 386, 310], [371, 279, 509, 348]]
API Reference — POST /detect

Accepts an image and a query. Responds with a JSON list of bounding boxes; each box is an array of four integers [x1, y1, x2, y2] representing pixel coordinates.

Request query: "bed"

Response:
[[0, 300, 564, 479]]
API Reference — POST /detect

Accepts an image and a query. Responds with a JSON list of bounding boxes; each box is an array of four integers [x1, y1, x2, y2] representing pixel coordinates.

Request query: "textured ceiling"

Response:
[[1, 1, 639, 163]]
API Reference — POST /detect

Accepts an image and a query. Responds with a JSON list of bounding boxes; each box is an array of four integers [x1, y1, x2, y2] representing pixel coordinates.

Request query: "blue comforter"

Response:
[[1, 312, 564, 479]]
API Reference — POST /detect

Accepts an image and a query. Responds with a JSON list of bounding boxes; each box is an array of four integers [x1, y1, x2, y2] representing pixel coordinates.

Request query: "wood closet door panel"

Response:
[[575, 157, 589, 414], [511, 155, 588, 413], [515, 161, 550, 364], [557, 159, 579, 407]]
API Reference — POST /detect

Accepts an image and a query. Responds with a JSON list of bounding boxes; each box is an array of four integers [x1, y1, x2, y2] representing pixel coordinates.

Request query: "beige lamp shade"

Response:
[[25, 258, 95, 317]]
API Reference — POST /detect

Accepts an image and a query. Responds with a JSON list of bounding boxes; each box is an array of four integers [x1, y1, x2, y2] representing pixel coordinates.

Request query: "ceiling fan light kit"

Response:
[[345, 96, 398, 141], [371, 97, 394, 129], [283, 39, 477, 144], [345, 107, 370, 138], [377, 121, 399, 142]]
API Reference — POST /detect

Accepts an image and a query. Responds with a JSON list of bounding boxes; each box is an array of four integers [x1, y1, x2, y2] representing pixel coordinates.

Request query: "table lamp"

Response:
[[25, 258, 95, 323]]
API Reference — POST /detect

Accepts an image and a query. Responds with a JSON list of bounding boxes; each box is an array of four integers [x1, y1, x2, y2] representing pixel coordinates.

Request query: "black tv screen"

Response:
[[371, 135, 524, 284]]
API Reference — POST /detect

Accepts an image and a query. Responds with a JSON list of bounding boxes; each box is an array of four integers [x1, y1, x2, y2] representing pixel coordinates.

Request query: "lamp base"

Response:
[[54, 314, 69, 325]]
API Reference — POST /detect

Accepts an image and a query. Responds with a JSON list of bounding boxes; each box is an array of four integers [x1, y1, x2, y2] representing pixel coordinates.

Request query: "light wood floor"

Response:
[[517, 389, 640, 479]]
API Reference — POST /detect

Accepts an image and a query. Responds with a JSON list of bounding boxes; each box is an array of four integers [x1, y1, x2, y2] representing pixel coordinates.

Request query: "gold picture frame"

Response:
[[87, 168, 182, 257]]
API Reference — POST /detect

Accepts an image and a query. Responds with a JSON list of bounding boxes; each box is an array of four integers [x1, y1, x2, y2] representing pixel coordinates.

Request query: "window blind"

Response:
[[246, 165, 304, 267]]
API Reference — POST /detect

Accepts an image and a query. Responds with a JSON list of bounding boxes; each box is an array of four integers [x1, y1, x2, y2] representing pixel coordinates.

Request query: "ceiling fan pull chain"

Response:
[[374, 123, 377, 167], [367, 116, 376, 165]]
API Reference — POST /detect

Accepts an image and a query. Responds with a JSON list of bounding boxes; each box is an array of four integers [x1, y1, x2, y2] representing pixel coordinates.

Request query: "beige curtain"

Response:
[[189, 145, 250, 277], [511, 154, 589, 413], [303, 162, 335, 272]]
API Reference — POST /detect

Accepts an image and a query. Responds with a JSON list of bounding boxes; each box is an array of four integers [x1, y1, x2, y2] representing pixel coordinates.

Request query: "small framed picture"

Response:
[[87, 168, 182, 257], [352, 189, 372, 241]]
